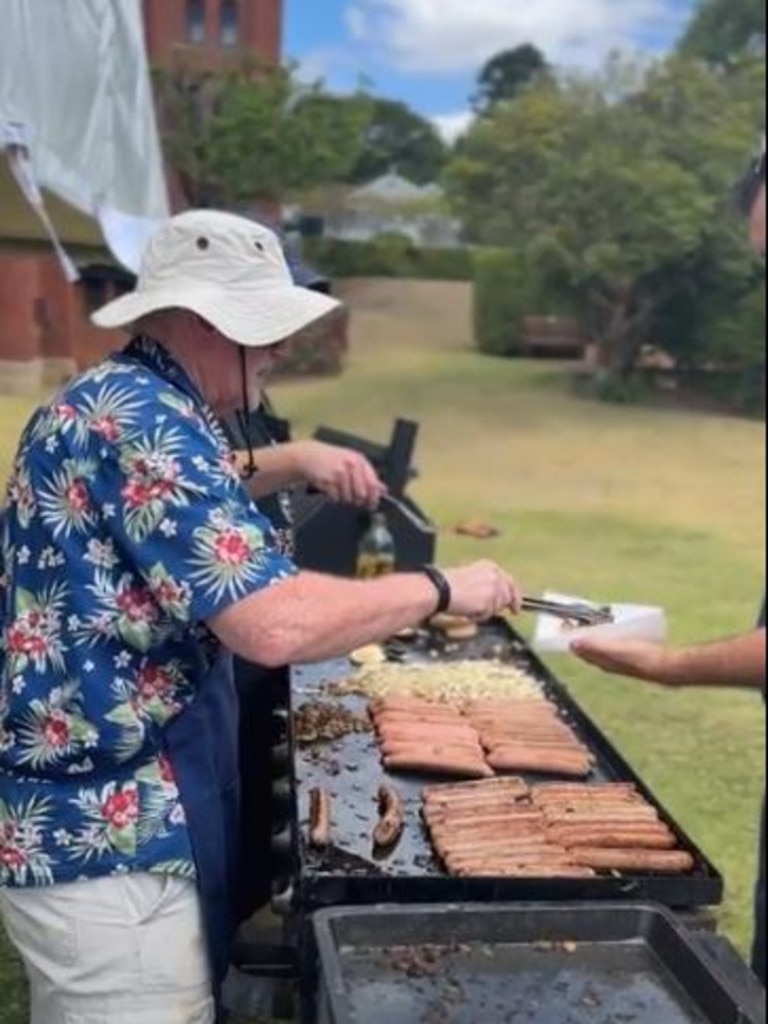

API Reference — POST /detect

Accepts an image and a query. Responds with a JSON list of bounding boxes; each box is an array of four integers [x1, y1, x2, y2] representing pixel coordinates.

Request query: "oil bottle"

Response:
[[356, 511, 396, 578]]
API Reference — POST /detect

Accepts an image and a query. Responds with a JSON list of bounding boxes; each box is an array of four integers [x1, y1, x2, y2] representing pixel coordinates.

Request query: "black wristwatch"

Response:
[[420, 565, 452, 615]]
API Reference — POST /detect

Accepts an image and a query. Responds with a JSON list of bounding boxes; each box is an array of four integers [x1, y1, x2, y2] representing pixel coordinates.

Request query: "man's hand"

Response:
[[443, 560, 523, 621], [294, 440, 386, 508], [570, 636, 670, 683]]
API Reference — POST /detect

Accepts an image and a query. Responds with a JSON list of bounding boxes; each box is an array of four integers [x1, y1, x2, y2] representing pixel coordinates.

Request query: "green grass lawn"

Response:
[[0, 279, 765, 1020]]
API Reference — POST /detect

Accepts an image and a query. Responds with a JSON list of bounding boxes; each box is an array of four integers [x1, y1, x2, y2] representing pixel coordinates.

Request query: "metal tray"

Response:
[[288, 619, 723, 911], [313, 903, 765, 1024]]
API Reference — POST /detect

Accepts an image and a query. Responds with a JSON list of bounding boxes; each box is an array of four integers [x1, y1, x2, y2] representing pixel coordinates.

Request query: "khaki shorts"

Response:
[[0, 873, 215, 1024]]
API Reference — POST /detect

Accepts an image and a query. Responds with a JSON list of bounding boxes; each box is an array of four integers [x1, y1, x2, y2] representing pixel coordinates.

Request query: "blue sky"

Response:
[[285, 0, 698, 139]]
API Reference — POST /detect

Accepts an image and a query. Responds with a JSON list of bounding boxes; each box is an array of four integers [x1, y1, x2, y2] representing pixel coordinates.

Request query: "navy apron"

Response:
[[222, 402, 295, 927], [162, 648, 240, 995], [119, 339, 247, 997]]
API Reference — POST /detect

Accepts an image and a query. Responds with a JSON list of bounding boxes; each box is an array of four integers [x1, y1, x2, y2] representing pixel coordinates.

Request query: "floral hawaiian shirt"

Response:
[[0, 338, 295, 888]]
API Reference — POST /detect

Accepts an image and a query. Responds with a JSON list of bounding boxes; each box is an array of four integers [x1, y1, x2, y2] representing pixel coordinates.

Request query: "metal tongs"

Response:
[[288, 490, 427, 533], [521, 596, 614, 628]]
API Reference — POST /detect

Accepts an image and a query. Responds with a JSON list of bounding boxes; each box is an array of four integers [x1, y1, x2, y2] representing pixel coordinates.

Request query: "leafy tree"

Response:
[[447, 56, 764, 382], [153, 60, 371, 207], [679, 0, 766, 64], [472, 45, 551, 116], [347, 99, 448, 185]]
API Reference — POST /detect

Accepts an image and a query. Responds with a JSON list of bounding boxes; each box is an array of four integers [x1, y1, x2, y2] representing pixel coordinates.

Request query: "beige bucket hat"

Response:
[[92, 209, 340, 347]]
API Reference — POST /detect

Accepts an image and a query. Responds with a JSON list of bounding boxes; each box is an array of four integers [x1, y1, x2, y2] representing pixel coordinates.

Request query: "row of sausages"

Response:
[[467, 699, 595, 777], [369, 695, 594, 779], [307, 780, 694, 877], [422, 778, 695, 877]]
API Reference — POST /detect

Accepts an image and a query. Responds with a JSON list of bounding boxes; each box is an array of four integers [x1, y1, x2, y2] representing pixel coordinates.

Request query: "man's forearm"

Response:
[[659, 629, 765, 689], [235, 444, 303, 497], [209, 571, 440, 667]]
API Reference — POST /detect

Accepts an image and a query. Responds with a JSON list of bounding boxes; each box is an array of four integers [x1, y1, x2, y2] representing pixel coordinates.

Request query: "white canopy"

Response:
[[0, 0, 169, 274]]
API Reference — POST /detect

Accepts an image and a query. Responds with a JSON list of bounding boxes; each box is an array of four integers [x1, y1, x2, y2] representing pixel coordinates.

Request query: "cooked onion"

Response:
[[333, 659, 544, 702]]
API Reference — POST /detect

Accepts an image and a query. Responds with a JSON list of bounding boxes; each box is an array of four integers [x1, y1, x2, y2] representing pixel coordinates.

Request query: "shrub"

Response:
[[472, 249, 532, 356], [651, 283, 766, 416], [273, 307, 350, 378], [473, 247, 586, 358], [303, 238, 473, 281], [696, 364, 766, 417]]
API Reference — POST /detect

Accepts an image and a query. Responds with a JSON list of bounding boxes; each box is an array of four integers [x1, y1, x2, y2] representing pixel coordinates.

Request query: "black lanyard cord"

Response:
[[236, 346, 258, 481]]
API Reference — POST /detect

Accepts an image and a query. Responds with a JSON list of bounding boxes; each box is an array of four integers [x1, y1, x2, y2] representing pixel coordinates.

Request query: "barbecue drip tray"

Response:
[[289, 620, 723, 910], [313, 903, 765, 1024]]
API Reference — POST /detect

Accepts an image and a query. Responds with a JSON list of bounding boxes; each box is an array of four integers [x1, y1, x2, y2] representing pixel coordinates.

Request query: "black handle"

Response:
[[230, 941, 298, 979], [385, 419, 419, 498], [690, 932, 766, 1023]]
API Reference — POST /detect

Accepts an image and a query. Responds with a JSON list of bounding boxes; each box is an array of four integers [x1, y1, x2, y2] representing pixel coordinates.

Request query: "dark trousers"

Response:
[[752, 799, 766, 985]]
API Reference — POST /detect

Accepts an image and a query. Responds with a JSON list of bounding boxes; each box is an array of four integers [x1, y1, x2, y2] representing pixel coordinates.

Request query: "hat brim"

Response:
[[91, 283, 341, 348]]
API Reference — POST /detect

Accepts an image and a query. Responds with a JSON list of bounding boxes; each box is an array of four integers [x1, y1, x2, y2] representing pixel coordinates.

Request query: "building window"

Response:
[[220, 0, 239, 47], [186, 0, 206, 44]]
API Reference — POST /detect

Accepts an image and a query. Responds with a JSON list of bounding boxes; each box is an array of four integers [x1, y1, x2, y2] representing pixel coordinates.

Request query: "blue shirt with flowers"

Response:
[[0, 338, 295, 888]]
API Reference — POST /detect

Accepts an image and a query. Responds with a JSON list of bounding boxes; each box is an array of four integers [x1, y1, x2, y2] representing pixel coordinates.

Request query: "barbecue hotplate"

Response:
[[288, 620, 722, 912], [313, 903, 766, 1024]]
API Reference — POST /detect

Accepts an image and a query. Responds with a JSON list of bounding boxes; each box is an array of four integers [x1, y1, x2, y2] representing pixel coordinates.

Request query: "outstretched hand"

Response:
[[570, 635, 669, 683]]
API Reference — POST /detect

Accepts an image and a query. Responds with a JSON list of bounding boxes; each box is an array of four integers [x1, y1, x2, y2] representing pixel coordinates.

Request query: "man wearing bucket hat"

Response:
[[0, 209, 523, 1024], [218, 251, 381, 932], [572, 135, 766, 985]]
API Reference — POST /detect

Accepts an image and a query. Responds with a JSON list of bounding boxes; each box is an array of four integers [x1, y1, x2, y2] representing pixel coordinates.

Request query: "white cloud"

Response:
[[433, 110, 474, 143], [294, 50, 335, 84], [294, 46, 363, 86], [345, 6, 368, 40], [344, 0, 689, 75]]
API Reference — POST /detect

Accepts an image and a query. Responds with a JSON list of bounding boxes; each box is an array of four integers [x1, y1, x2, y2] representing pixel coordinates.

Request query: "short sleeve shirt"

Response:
[[0, 338, 295, 888]]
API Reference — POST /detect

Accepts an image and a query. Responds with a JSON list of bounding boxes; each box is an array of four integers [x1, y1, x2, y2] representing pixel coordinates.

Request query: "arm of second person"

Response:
[[571, 628, 766, 690]]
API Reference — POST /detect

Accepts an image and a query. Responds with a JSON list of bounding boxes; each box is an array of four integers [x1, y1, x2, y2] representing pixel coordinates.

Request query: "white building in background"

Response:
[[322, 171, 463, 249]]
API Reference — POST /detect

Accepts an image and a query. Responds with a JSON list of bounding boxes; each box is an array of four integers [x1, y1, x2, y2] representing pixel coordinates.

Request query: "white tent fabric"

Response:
[[0, 0, 169, 273]]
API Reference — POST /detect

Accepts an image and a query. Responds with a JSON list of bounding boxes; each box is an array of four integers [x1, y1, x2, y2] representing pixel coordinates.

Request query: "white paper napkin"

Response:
[[531, 592, 667, 654]]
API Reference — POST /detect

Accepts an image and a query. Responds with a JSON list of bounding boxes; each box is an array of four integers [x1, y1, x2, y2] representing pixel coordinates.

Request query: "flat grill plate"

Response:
[[314, 903, 764, 1024], [290, 621, 722, 909]]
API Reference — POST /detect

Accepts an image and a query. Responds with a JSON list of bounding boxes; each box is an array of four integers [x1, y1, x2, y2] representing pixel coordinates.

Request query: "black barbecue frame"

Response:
[[285, 618, 724, 914]]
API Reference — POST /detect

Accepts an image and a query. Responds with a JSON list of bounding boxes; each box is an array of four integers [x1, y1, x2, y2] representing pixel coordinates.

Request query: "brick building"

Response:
[[144, 0, 282, 68], [0, 0, 283, 395]]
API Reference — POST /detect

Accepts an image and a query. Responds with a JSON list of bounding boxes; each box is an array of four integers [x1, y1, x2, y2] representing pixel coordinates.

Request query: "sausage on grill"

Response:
[[373, 784, 406, 850], [552, 829, 676, 851], [571, 848, 695, 873], [308, 787, 332, 849], [384, 752, 493, 779], [423, 777, 529, 800], [487, 747, 593, 777]]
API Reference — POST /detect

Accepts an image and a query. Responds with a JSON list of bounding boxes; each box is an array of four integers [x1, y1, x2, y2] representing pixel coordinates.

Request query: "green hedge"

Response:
[[472, 249, 533, 356], [303, 236, 474, 281], [472, 248, 581, 357]]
